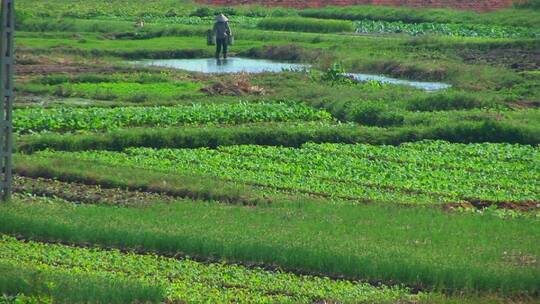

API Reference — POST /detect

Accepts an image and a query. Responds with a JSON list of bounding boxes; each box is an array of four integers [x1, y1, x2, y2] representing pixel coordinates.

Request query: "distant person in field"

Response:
[[214, 13, 232, 59]]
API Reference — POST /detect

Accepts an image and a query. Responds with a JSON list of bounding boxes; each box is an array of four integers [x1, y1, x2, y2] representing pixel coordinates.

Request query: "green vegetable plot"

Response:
[[0, 235, 411, 303], [14, 102, 332, 133], [355, 20, 540, 38], [34, 141, 540, 204]]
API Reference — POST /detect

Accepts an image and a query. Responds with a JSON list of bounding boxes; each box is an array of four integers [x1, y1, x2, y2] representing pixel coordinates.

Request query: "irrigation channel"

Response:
[[135, 57, 451, 91]]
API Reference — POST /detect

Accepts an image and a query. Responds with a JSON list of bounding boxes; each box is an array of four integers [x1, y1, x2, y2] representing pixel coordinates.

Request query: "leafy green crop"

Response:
[[0, 235, 411, 303], [33, 141, 540, 204], [355, 20, 540, 38], [14, 102, 332, 133]]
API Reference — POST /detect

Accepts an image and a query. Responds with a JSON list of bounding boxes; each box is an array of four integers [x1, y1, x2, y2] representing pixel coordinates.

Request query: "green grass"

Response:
[[59, 81, 202, 101], [1, 198, 538, 294]]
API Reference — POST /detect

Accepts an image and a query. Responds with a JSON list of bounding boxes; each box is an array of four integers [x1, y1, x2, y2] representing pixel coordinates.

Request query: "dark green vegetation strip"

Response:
[[298, 5, 540, 27], [1, 199, 538, 294], [0, 235, 412, 303], [16, 120, 540, 154], [258, 17, 355, 33]]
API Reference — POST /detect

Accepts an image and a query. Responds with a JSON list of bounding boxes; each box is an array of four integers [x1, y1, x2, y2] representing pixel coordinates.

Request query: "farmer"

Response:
[[213, 13, 232, 59]]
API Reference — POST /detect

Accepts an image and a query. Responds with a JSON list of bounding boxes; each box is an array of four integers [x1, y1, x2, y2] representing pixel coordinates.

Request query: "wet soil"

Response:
[[459, 48, 540, 71]]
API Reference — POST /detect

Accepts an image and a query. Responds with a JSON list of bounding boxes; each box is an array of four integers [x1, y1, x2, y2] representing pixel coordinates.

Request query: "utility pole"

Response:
[[0, 0, 14, 201]]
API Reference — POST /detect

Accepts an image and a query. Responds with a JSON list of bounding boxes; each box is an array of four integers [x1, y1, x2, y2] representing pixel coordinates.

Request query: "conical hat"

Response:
[[216, 14, 229, 22]]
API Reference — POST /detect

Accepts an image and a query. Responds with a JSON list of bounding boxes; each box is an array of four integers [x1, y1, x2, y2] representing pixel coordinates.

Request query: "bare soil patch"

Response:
[[202, 76, 266, 96], [13, 175, 177, 206]]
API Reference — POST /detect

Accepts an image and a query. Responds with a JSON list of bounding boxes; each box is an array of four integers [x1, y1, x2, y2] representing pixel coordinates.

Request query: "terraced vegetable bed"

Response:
[[31, 141, 540, 204], [0, 235, 412, 303], [14, 102, 332, 133]]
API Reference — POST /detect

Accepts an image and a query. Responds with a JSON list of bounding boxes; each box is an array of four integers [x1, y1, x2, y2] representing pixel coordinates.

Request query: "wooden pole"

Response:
[[0, 0, 14, 201]]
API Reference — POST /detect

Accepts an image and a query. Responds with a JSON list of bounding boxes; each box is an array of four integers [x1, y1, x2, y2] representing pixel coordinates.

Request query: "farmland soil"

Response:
[[459, 48, 540, 71], [13, 176, 177, 206]]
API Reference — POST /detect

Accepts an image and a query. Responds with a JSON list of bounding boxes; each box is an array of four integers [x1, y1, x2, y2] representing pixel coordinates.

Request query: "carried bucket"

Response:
[[207, 30, 215, 46]]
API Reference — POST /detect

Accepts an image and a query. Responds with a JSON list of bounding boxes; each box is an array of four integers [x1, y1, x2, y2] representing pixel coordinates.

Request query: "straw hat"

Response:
[[216, 14, 229, 22]]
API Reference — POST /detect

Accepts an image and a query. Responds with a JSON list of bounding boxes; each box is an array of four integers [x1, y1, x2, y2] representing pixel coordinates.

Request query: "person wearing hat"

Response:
[[213, 13, 232, 59]]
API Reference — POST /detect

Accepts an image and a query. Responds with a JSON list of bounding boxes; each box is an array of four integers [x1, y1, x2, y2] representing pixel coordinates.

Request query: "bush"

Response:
[[220, 7, 238, 16], [406, 92, 490, 111], [190, 7, 214, 17], [515, 0, 540, 10], [258, 17, 355, 33], [351, 103, 405, 127]]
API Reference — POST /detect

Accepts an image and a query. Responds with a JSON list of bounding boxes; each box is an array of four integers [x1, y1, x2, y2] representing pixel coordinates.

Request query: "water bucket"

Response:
[[227, 35, 234, 46], [207, 30, 215, 46]]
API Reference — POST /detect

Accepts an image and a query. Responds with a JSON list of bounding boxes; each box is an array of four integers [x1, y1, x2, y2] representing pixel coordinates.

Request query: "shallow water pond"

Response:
[[134, 57, 451, 91], [136, 58, 307, 74]]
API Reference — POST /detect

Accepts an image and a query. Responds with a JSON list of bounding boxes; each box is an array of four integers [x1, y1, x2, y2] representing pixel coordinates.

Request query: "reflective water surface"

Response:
[[136, 58, 307, 74], [134, 58, 451, 91]]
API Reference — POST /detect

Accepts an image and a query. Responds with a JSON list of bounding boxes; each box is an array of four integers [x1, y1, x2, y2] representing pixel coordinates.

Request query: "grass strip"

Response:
[[0, 199, 538, 295]]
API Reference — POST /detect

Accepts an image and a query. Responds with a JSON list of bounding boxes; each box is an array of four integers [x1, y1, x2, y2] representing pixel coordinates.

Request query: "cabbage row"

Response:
[[355, 20, 540, 38], [35, 141, 540, 204], [14, 102, 332, 133], [0, 235, 410, 303]]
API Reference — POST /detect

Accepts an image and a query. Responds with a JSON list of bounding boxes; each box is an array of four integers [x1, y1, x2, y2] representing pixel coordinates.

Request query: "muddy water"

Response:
[[137, 58, 308, 74], [134, 58, 450, 91]]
